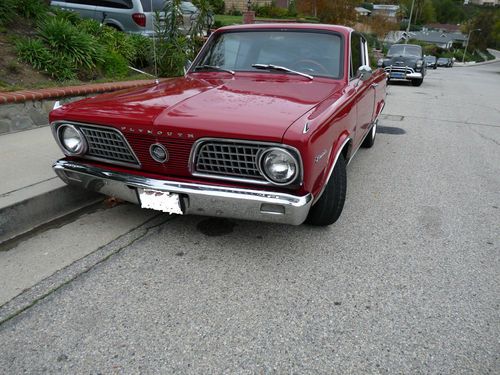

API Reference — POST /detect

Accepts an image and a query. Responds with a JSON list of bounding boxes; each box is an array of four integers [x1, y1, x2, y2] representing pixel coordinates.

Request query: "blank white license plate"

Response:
[[138, 189, 183, 215]]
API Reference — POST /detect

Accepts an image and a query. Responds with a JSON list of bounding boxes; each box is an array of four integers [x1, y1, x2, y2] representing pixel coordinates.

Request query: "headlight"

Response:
[[416, 60, 423, 68], [259, 148, 299, 185], [377, 58, 384, 67], [58, 124, 87, 155]]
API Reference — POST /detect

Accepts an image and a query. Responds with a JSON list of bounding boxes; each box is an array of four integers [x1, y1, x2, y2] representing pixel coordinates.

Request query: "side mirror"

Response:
[[184, 59, 192, 75], [357, 65, 372, 81]]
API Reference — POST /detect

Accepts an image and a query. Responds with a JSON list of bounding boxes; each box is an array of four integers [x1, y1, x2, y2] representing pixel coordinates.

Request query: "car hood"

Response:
[[50, 75, 344, 142]]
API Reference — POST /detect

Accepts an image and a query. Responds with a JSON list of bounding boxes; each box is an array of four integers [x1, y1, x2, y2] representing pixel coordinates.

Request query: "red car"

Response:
[[50, 24, 386, 226]]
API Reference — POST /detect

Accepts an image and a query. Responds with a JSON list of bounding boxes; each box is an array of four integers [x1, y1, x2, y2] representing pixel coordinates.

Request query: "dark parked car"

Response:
[[50, 24, 387, 226], [437, 57, 453, 67], [424, 55, 437, 69], [378, 44, 426, 86]]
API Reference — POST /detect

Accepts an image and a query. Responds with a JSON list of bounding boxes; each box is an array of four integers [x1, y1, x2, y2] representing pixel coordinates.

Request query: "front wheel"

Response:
[[306, 154, 347, 226], [411, 78, 423, 86], [361, 120, 377, 148]]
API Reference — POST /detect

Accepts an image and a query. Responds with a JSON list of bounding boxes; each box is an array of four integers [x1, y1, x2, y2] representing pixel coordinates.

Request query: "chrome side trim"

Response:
[[189, 138, 304, 188], [313, 137, 351, 204], [51, 121, 141, 169], [53, 159, 313, 225]]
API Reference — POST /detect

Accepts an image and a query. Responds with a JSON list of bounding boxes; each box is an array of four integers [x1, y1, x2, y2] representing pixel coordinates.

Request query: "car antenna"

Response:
[[151, 0, 159, 83]]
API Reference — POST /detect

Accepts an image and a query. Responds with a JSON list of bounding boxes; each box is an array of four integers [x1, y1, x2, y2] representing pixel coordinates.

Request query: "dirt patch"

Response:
[[0, 20, 56, 91]]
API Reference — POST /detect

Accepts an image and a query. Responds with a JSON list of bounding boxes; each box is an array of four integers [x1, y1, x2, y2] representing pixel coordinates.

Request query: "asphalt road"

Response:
[[1, 63, 499, 374]]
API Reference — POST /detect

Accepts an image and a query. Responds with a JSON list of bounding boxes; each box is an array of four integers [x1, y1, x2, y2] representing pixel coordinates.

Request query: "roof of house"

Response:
[[355, 7, 372, 14], [425, 23, 462, 33], [373, 4, 400, 11], [411, 30, 467, 44]]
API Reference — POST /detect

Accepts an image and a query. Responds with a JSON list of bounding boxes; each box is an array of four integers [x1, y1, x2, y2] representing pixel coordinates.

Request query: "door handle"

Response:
[[371, 83, 378, 88]]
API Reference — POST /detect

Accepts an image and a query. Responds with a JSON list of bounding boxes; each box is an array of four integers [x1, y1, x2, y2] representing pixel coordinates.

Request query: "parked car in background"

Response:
[[378, 44, 426, 86], [424, 55, 437, 69], [50, 0, 202, 36], [50, 24, 387, 226], [437, 57, 453, 67]]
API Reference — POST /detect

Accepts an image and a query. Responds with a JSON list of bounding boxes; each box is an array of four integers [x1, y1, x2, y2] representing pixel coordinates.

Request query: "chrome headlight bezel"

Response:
[[258, 147, 300, 186], [56, 124, 87, 156]]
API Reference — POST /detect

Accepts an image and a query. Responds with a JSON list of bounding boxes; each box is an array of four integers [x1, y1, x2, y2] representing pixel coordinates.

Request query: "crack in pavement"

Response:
[[0, 213, 176, 326], [383, 113, 500, 128], [469, 127, 500, 146]]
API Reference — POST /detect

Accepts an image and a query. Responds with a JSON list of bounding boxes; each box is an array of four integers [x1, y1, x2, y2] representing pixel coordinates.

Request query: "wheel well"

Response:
[[342, 139, 352, 162], [105, 23, 122, 31]]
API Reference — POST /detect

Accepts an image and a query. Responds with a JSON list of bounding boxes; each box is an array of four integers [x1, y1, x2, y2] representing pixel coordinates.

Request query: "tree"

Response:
[[297, 0, 357, 25]]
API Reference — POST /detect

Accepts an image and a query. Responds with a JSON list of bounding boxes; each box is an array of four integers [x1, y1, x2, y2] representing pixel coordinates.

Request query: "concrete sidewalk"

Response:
[[0, 126, 101, 243]]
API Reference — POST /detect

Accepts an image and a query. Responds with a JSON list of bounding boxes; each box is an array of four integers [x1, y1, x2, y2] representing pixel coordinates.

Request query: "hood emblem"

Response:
[[150, 143, 169, 163]]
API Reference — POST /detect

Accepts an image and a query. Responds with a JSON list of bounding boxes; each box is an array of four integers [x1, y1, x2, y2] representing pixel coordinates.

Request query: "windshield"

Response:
[[425, 56, 436, 62], [387, 45, 422, 58], [196, 31, 343, 79]]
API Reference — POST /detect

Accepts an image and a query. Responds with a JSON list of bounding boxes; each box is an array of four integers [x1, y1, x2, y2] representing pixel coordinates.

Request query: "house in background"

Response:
[[372, 4, 400, 21], [425, 23, 462, 33], [355, 7, 372, 17], [410, 30, 468, 49], [468, 0, 499, 5]]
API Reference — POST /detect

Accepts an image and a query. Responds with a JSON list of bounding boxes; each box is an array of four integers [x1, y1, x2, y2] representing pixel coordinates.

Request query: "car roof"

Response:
[[215, 23, 352, 37]]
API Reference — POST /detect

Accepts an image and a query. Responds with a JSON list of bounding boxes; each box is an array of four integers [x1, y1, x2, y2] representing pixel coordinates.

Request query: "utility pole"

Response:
[[405, 0, 415, 44], [462, 29, 481, 63]]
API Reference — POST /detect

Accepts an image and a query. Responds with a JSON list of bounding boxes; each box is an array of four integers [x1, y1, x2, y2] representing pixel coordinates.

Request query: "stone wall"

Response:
[[225, 0, 271, 13], [0, 96, 86, 135]]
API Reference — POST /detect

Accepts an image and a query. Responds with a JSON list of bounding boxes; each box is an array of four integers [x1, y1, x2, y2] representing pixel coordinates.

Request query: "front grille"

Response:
[[194, 141, 267, 180], [80, 126, 139, 166], [384, 66, 415, 74]]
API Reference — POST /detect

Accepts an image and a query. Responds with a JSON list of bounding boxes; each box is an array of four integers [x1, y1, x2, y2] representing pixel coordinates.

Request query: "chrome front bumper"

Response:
[[53, 160, 313, 225]]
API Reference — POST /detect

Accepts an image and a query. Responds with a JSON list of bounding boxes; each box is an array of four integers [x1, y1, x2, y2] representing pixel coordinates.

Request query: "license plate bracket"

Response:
[[138, 188, 184, 214]]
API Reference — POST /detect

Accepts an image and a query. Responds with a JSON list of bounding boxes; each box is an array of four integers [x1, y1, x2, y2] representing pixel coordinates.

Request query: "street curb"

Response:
[[0, 184, 103, 244]]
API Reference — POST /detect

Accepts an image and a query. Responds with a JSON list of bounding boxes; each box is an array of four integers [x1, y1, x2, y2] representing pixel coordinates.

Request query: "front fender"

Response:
[[312, 132, 351, 204]]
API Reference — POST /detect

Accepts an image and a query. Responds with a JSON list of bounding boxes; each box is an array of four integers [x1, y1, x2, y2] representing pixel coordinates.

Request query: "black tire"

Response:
[[306, 154, 347, 226], [361, 120, 377, 148], [411, 79, 423, 86]]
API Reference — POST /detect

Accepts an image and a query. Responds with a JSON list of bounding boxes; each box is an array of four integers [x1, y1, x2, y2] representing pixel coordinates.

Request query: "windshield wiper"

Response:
[[193, 65, 234, 75], [251, 63, 313, 80]]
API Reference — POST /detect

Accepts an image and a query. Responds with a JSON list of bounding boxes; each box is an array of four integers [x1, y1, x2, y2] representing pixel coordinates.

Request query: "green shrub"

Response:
[[45, 54, 78, 80], [102, 51, 129, 78], [128, 34, 152, 68], [78, 19, 103, 36], [38, 18, 102, 70], [209, 0, 225, 14], [252, 3, 289, 18], [0, 0, 17, 26], [98, 25, 136, 63], [16, 0, 49, 21], [16, 38, 51, 70]]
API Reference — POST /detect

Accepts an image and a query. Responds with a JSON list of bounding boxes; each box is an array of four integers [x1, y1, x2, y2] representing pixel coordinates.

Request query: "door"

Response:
[[350, 33, 375, 148]]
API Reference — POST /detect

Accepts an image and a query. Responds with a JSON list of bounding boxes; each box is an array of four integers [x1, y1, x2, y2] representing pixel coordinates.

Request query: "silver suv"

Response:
[[50, 0, 200, 36]]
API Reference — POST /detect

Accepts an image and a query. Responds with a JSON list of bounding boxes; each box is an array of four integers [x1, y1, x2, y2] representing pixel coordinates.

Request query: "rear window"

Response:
[[140, 0, 168, 11]]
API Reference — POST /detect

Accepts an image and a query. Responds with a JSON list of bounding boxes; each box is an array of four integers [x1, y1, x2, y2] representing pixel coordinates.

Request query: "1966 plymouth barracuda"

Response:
[[50, 24, 386, 226]]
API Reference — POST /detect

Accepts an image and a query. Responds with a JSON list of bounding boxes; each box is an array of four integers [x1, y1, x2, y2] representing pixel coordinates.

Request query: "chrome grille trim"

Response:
[[384, 66, 415, 74], [189, 138, 303, 186], [52, 121, 140, 168]]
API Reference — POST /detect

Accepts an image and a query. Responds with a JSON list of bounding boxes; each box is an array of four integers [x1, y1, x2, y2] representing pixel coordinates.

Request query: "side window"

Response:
[[95, 0, 134, 8], [350, 34, 362, 79]]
